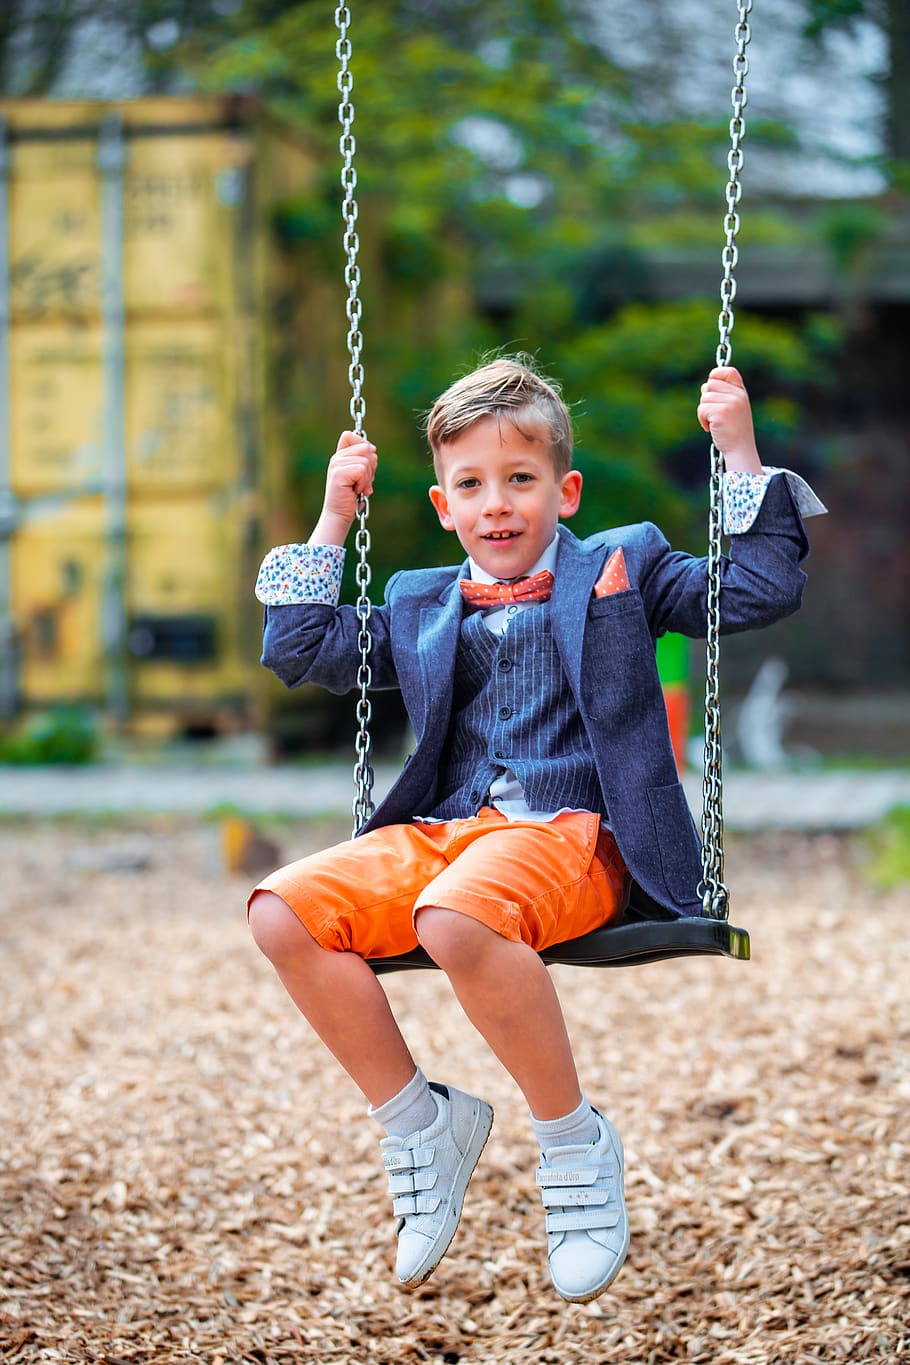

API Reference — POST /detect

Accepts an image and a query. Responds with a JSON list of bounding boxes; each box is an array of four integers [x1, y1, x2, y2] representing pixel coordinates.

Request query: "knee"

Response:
[[415, 905, 495, 975], [248, 891, 316, 966]]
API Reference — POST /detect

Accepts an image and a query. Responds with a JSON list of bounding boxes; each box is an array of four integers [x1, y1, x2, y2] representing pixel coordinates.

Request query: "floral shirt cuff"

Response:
[[723, 467, 828, 535], [255, 543, 346, 605]]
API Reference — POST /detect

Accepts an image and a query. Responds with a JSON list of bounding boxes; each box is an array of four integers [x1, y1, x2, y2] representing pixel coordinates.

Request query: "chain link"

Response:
[[336, 4, 375, 835], [700, 1, 752, 920]]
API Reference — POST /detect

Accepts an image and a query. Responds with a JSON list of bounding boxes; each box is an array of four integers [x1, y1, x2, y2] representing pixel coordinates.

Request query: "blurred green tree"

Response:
[[183, 1, 841, 578], [0, 2, 873, 584]]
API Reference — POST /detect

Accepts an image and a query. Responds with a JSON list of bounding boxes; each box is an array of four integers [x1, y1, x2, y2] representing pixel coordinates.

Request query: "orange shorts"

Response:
[[248, 808, 628, 959]]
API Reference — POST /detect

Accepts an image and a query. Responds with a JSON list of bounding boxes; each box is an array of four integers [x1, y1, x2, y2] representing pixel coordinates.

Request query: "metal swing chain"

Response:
[[336, 4, 375, 835], [700, 0, 752, 920]]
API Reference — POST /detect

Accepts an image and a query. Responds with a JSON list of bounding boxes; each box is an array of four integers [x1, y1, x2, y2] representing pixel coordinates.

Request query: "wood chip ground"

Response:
[[1, 818, 907, 1363]]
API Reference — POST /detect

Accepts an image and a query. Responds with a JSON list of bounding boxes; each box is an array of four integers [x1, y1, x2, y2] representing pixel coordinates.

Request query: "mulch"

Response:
[[1, 817, 907, 1364]]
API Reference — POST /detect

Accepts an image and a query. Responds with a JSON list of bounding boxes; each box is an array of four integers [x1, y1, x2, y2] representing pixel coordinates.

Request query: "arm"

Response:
[[260, 595, 400, 695], [696, 365, 826, 529], [255, 433, 401, 694], [639, 368, 823, 636], [638, 476, 811, 639]]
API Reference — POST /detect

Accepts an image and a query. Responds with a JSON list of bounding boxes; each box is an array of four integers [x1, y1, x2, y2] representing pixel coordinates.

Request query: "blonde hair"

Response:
[[425, 354, 573, 477]]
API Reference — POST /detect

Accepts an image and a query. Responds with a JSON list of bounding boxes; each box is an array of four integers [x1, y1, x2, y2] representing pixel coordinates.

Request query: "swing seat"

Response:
[[367, 904, 751, 975]]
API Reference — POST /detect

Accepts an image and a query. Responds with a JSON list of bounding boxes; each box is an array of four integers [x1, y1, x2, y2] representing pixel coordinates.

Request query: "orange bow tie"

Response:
[[459, 569, 555, 610]]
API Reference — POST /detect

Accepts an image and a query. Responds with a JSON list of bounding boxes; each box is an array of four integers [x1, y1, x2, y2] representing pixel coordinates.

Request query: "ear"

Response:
[[559, 470, 583, 519], [429, 484, 455, 531]]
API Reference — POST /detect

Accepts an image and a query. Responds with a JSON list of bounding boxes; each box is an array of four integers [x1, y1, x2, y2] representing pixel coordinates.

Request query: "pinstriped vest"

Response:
[[427, 602, 605, 821]]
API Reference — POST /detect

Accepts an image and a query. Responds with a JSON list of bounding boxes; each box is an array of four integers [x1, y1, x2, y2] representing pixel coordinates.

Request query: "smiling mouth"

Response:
[[483, 530, 519, 540]]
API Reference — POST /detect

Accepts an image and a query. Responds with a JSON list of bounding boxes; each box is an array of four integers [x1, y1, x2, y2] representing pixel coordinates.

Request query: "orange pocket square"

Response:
[[593, 547, 630, 598]]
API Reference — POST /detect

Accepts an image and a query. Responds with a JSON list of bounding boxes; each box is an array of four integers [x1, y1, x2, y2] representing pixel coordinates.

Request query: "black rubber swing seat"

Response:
[[368, 904, 751, 975]]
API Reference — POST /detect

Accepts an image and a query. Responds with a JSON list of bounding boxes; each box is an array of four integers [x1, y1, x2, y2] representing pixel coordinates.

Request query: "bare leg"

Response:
[[248, 890, 417, 1108], [415, 907, 582, 1119]]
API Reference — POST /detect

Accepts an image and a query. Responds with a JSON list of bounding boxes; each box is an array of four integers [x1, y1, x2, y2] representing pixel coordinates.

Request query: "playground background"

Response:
[[1, 5, 909, 1363], [0, 0, 907, 761]]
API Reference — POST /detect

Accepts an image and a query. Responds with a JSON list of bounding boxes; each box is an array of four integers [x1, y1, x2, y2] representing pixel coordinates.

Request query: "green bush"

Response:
[[861, 805, 910, 891], [0, 709, 99, 765]]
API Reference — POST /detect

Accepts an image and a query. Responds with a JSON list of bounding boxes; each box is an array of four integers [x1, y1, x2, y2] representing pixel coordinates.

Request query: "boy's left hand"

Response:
[[697, 367, 762, 472]]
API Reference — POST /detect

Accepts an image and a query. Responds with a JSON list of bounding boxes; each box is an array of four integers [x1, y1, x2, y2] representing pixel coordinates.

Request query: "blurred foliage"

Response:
[[4, 1, 896, 590], [176, 1, 848, 583], [0, 708, 99, 764], [816, 200, 892, 275], [803, 0, 879, 39], [860, 804, 910, 890], [0, 0, 230, 95]]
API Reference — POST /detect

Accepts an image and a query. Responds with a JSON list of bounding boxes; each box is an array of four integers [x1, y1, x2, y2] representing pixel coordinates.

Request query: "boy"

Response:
[[248, 356, 824, 1302]]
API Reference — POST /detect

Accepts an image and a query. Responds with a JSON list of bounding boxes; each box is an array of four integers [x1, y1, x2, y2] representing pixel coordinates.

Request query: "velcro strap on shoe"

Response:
[[546, 1207, 621, 1233], [383, 1146, 434, 1172], [536, 1160, 614, 1189], [393, 1192, 442, 1216], [540, 1184, 615, 1209], [387, 1170, 438, 1195]]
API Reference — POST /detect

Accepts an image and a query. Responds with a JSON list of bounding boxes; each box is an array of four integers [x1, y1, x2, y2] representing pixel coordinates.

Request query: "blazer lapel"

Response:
[[414, 566, 466, 742], [550, 527, 609, 690]]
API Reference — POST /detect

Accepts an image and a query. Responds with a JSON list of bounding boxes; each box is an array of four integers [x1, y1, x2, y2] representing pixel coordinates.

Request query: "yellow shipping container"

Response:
[[0, 96, 312, 733]]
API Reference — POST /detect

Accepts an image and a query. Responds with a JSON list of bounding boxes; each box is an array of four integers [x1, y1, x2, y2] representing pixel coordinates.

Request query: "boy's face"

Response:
[[429, 416, 582, 580]]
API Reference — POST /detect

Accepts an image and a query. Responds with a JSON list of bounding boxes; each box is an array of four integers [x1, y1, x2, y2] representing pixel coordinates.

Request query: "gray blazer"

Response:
[[261, 475, 810, 916]]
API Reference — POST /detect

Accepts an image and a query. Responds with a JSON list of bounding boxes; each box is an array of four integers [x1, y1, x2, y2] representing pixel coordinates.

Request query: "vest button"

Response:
[[498, 657, 513, 671], [470, 789, 480, 803], [498, 705, 512, 719], [494, 750, 506, 759]]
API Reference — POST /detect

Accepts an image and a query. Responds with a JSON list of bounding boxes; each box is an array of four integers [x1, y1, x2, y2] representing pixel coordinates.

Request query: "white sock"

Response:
[[531, 1093, 599, 1150], [369, 1066, 438, 1138]]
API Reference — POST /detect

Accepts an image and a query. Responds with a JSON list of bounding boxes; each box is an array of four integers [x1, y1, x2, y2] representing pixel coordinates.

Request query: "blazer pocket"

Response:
[[647, 782, 703, 904], [588, 588, 640, 618]]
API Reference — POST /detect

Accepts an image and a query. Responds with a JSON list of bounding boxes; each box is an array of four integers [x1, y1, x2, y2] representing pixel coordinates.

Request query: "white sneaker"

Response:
[[380, 1082, 493, 1287], [536, 1109, 630, 1302]]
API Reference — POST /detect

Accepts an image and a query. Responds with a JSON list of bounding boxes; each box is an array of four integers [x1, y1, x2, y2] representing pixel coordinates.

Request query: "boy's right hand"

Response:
[[309, 431, 377, 546]]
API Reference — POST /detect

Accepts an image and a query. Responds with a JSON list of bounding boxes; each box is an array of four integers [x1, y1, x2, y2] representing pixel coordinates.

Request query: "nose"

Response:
[[482, 481, 512, 516]]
